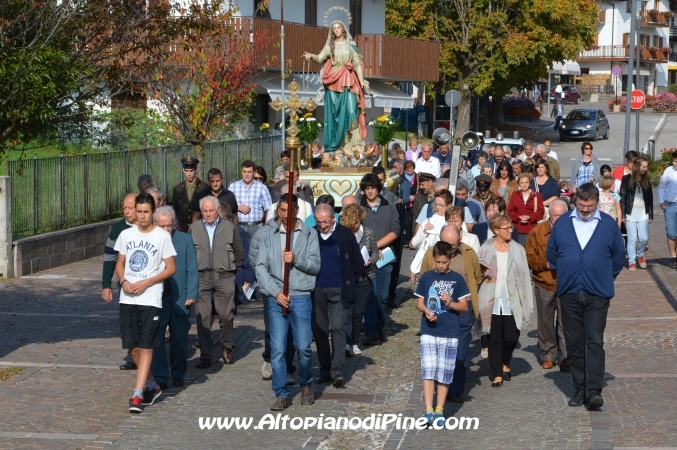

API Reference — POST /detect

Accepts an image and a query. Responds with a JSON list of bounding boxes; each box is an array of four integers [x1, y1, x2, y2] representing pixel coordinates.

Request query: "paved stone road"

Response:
[[2, 206, 677, 449]]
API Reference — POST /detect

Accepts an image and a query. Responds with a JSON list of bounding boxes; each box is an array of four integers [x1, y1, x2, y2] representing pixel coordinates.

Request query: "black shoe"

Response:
[[447, 393, 465, 404], [172, 378, 185, 387], [377, 332, 388, 343], [142, 386, 161, 406], [119, 361, 137, 370], [586, 390, 604, 410], [128, 396, 143, 413], [671, 258, 677, 270], [387, 300, 398, 309], [568, 390, 586, 407], [332, 375, 344, 388], [270, 397, 288, 411], [195, 359, 212, 369], [315, 374, 333, 384], [502, 371, 512, 381], [491, 379, 503, 387], [158, 383, 169, 390], [362, 335, 380, 346]]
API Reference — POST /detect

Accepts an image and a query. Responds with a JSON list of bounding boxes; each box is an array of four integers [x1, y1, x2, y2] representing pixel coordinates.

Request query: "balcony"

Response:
[[671, 52, 677, 62], [236, 17, 439, 82], [639, 10, 671, 27], [578, 45, 668, 62], [671, 25, 677, 38]]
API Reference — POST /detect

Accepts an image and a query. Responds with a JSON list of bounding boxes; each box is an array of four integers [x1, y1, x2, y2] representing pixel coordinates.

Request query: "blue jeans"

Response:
[[363, 263, 393, 336], [626, 219, 649, 264], [267, 295, 313, 399], [664, 202, 677, 240]]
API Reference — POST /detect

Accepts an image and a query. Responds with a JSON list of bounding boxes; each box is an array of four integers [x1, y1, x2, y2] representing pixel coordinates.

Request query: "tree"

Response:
[[0, 0, 175, 157], [386, 0, 599, 134], [134, 2, 270, 159]]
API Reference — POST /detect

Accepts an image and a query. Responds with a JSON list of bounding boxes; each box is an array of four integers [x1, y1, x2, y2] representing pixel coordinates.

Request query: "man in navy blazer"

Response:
[[152, 206, 199, 388]]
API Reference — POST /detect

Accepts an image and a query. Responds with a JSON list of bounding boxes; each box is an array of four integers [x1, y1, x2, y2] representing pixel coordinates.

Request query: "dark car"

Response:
[[550, 84, 581, 104], [559, 109, 609, 142]]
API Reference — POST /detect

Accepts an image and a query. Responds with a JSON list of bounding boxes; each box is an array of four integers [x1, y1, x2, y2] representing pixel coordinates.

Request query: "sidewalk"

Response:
[[1, 208, 677, 448]]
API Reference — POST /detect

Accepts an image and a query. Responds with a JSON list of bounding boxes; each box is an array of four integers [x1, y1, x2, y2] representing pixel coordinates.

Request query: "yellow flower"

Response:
[[377, 114, 389, 123], [304, 112, 313, 118]]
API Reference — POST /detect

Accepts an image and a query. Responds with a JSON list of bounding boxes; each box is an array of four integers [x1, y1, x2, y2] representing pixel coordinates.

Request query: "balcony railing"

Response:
[[241, 17, 439, 81], [670, 25, 677, 38], [670, 52, 677, 62], [639, 10, 671, 27], [578, 45, 669, 62]]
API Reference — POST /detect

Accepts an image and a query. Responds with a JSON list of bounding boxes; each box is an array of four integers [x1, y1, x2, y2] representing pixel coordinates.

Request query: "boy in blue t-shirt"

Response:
[[415, 241, 471, 427]]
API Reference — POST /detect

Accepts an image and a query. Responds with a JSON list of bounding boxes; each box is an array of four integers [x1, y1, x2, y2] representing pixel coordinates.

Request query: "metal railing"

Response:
[[670, 52, 677, 62], [6, 136, 282, 238]]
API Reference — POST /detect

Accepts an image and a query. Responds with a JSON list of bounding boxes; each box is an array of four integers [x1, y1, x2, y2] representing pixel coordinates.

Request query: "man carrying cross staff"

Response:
[[250, 191, 321, 411]]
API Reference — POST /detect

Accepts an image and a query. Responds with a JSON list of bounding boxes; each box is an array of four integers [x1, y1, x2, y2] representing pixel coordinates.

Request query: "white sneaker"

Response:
[[345, 344, 354, 356], [261, 362, 272, 379], [352, 345, 363, 355]]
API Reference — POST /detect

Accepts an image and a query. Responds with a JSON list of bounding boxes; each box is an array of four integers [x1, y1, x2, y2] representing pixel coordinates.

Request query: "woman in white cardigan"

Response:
[[409, 191, 453, 277]]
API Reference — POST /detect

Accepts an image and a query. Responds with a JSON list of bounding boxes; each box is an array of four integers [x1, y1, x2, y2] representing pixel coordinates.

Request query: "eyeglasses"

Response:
[[499, 225, 514, 231]]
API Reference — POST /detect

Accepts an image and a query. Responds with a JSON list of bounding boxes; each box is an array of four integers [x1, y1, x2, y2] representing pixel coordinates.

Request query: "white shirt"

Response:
[[203, 217, 219, 249], [570, 209, 601, 250], [414, 156, 442, 178], [546, 149, 558, 161], [492, 251, 513, 315], [114, 226, 176, 308], [658, 166, 677, 204]]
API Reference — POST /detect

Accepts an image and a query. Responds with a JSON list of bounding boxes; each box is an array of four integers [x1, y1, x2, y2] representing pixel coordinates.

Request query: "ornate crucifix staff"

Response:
[[270, 79, 316, 314]]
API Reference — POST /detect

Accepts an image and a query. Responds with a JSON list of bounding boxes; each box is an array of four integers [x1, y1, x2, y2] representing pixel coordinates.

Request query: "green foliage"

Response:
[[385, 0, 599, 133], [297, 112, 322, 144], [94, 108, 179, 150], [668, 84, 677, 95], [369, 115, 399, 147]]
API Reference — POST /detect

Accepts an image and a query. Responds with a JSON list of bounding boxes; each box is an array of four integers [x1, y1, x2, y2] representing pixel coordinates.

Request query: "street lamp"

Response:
[[600, 1, 616, 102]]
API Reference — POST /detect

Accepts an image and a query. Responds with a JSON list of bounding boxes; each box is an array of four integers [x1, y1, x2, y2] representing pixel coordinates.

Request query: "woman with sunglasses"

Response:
[[476, 214, 533, 387], [571, 142, 600, 194]]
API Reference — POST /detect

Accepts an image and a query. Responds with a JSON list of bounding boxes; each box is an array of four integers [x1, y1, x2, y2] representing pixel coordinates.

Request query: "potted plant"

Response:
[[369, 115, 399, 159], [612, 98, 621, 112], [664, 11, 674, 18]]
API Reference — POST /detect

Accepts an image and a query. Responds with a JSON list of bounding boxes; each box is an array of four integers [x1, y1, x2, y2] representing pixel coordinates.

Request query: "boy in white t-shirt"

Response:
[[113, 193, 176, 413]]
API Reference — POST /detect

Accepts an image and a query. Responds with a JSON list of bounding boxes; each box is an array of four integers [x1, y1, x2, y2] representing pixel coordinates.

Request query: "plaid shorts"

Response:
[[420, 334, 458, 384]]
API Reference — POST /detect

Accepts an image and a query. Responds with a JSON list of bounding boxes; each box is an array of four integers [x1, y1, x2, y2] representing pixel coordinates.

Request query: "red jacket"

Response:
[[508, 190, 545, 235]]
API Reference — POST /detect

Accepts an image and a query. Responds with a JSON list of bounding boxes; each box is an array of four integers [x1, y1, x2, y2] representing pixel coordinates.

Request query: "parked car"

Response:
[[559, 109, 609, 142], [550, 84, 581, 104]]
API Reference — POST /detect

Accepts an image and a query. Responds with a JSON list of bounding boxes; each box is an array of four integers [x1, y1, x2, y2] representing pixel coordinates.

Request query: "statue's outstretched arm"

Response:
[[304, 44, 331, 63]]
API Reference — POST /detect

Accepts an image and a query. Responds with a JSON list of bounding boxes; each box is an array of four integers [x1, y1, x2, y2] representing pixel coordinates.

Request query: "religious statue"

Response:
[[303, 19, 369, 155]]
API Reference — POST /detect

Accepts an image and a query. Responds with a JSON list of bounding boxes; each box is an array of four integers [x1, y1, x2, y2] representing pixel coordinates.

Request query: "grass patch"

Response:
[[0, 366, 25, 381]]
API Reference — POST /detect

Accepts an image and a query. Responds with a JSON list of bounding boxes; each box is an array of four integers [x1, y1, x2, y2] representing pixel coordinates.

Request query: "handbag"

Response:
[[533, 186, 549, 224]]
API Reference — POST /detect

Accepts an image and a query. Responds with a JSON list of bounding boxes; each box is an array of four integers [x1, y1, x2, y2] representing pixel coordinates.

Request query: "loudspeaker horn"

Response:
[[432, 128, 451, 146], [460, 131, 480, 150]]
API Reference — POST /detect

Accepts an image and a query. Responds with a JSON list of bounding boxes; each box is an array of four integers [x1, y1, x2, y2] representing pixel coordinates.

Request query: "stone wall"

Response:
[[13, 219, 118, 277]]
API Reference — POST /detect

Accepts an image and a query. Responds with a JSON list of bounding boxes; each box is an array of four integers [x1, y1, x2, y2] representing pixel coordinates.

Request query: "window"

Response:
[[653, 35, 664, 47], [349, 0, 362, 36], [640, 34, 650, 47], [305, 0, 317, 25]]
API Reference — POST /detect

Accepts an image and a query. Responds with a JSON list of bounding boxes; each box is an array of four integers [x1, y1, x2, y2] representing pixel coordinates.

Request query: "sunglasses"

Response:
[[254, 176, 264, 181]]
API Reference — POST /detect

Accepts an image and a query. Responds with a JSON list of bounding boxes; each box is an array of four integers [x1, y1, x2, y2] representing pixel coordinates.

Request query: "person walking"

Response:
[[525, 200, 569, 371], [477, 214, 533, 387], [570, 142, 600, 193], [172, 156, 207, 232], [620, 156, 653, 271], [547, 183, 625, 410], [508, 173, 545, 246], [151, 206, 199, 388], [251, 194, 321, 411], [189, 196, 244, 368], [658, 151, 677, 269]]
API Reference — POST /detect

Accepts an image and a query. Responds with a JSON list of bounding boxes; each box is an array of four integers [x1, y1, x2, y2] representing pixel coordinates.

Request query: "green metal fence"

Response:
[[6, 136, 282, 238]]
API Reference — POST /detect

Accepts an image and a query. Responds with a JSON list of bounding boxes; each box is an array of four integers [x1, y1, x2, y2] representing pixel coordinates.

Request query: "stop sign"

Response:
[[631, 90, 645, 110]]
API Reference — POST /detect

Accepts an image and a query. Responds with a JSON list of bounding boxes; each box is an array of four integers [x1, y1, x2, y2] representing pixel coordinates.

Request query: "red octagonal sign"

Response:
[[631, 90, 645, 110]]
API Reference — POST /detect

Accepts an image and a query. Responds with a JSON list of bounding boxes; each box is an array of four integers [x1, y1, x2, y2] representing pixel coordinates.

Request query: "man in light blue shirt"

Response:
[[658, 151, 677, 268]]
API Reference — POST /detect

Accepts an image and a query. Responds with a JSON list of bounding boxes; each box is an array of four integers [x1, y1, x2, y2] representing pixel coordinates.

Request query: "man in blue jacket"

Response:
[[151, 206, 199, 388], [546, 183, 625, 410], [312, 204, 363, 388]]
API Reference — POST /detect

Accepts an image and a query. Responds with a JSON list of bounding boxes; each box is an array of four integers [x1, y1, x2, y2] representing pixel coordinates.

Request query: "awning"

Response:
[[367, 80, 415, 109], [255, 73, 324, 105], [669, 62, 677, 72], [256, 73, 414, 109], [548, 60, 581, 76]]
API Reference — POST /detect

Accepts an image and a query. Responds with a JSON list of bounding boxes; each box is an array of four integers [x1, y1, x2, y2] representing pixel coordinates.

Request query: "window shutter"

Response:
[[350, 0, 362, 36], [305, 0, 317, 26]]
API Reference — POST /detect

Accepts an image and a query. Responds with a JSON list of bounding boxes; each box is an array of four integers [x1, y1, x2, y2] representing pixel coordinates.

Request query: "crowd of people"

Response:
[[100, 139, 665, 426]]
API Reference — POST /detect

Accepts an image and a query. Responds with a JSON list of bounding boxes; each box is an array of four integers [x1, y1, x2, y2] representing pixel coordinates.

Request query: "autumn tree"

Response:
[[0, 0, 175, 156], [134, 2, 270, 159], [386, 0, 599, 134]]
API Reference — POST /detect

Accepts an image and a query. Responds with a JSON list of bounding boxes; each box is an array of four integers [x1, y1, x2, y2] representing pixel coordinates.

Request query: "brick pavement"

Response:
[[1, 210, 677, 449]]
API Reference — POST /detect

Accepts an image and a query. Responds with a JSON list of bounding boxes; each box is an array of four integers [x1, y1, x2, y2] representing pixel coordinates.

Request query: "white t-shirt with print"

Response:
[[114, 226, 176, 308]]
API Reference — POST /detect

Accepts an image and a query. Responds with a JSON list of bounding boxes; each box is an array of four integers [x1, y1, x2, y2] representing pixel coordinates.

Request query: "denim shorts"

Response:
[[665, 202, 677, 239]]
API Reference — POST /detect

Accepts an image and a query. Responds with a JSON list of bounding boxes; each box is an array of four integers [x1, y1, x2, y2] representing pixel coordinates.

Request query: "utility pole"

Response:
[[623, 0, 637, 154]]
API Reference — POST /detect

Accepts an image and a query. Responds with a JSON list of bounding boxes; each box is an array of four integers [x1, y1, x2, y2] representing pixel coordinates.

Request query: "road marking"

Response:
[[0, 361, 121, 369], [0, 432, 100, 440]]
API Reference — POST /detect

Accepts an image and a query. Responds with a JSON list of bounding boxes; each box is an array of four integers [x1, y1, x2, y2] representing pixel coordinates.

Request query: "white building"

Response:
[[576, 0, 671, 95]]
